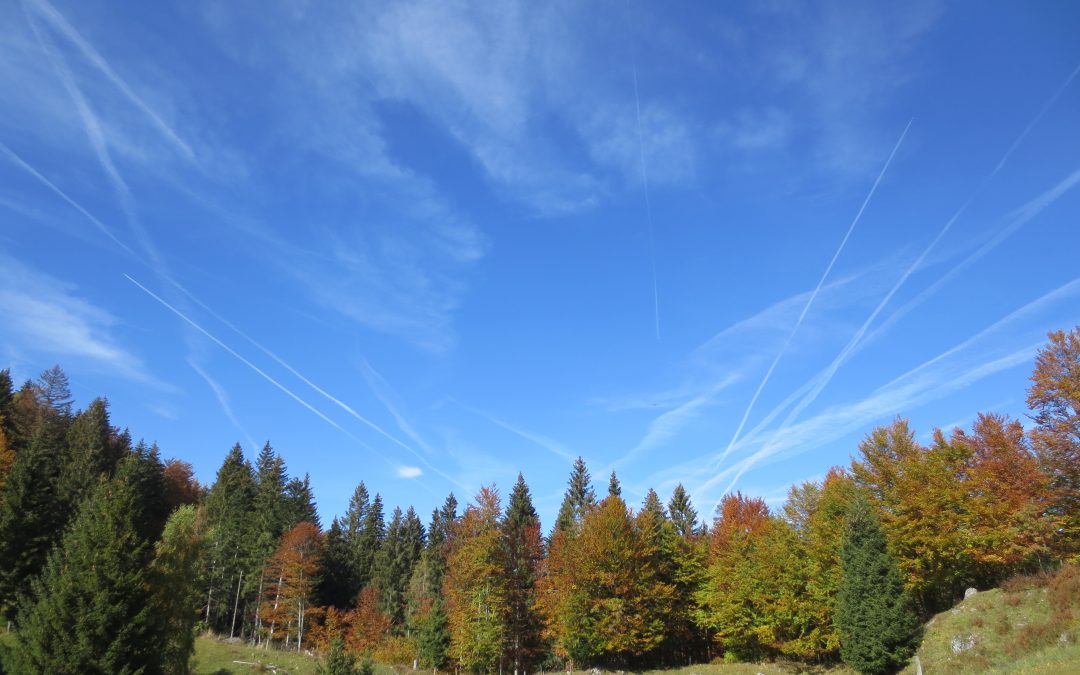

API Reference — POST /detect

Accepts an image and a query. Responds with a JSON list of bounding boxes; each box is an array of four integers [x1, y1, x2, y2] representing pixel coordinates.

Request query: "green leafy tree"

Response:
[[835, 498, 921, 675], [151, 504, 206, 674], [445, 486, 508, 673]]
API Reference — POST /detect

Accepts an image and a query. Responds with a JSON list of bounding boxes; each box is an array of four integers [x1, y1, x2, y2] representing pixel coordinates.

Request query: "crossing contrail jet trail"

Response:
[[714, 120, 913, 468]]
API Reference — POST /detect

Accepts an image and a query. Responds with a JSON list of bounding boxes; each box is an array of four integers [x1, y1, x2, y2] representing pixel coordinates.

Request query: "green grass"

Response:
[[191, 634, 410, 675], [900, 577, 1080, 674]]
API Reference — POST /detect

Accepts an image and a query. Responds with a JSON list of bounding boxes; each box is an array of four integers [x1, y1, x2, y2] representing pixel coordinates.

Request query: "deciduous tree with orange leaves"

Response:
[[260, 522, 322, 652], [1028, 326, 1080, 556]]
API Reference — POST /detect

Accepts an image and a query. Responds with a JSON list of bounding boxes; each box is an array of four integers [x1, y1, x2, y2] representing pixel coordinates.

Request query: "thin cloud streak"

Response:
[[187, 358, 257, 454], [359, 357, 435, 456], [715, 276, 1080, 499], [449, 397, 579, 464], [991, 61, 1080, 179], [711, 71, 1080, 494], [165, 282, 465, 489], [0, 141, 136, 257], [626, 1, 660, 343], [124, 274, 406, 473], [23, 0, 196, 162], [716, 119, 912, 467]]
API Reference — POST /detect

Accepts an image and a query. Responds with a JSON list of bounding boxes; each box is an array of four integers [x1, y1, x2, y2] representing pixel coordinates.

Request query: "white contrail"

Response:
[[718, 276, 1080, 497], [715, 62, 1080, 496], [23, 0, 196, 162], [714, 119, 912, 466], [991, 61, 1080, 180], [144, 278, 469, 491], [626, 1, 660, 343], [448, 397, 579, 464], [0, 142, 137, 256], [187, 358, 258, 454], [124, 274, 397, 463], [26, 9, 169, 275]]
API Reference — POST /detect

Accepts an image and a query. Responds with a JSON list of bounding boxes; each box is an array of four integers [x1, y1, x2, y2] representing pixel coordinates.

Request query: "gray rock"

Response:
[[950, 635, 976, 654], [964, 587, 978, 599]]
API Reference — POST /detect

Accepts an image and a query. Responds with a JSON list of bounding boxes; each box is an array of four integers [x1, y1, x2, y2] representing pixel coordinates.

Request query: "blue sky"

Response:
[[2, 0, 1079, 527]]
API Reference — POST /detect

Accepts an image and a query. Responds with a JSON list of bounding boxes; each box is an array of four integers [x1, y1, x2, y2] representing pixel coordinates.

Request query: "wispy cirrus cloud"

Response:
[[0, 255, 160, 386]]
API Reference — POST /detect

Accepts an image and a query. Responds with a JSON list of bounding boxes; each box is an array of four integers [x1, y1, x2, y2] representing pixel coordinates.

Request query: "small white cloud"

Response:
[[396, 465, 422, 479]]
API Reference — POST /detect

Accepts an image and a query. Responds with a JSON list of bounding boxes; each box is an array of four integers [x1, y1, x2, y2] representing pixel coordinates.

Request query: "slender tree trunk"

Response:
[[230, 569, 244, 638], [252, 569, 265, 646], [205, 560, 216, 628]]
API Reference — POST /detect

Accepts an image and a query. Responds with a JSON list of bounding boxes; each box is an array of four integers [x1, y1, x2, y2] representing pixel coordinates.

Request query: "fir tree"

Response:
[[202, 444, 257, 633], [12, 470, 162, 673], [355, 493, 385, 593], [317, 520, 356, 609], [285, 473, 320, 529], [316, 636, 357, 675], [58, 398, 124, 514], [37, 366, 72, 417], [667, 484, 698, 538], [0, 414, 69, 620], [503, 474, 545, 673], [554, 457, 596, 535], [607, 471, 622, 498], [835, 498, 921, 674]]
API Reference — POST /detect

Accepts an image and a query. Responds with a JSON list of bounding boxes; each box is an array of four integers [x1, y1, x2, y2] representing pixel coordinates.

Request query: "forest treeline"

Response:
[[0, 326, 1077, 674]]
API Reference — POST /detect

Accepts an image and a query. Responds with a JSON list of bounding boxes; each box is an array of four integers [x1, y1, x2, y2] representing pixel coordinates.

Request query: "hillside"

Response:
[[903, 567, 1080, 674]]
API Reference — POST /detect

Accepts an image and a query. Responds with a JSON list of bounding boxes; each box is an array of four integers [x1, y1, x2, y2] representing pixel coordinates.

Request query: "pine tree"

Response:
[[355, 494, 385, 592], [0, 413, 69, 620], [554, 457, 596, 535], [407, 493, 457, 670], [503, 474, 545, 673], [12, 467, 162, 673], [202, 444, 257, 633], [372, 506, 425, 626], [37, 366, 73, 417], [317, 636, 357, 675], [285, 473, 320, 529], [667, 484, 698, 538], [317, 520, 356, 609], [835, 498, 921, 674], [607, 471, 622, 498]]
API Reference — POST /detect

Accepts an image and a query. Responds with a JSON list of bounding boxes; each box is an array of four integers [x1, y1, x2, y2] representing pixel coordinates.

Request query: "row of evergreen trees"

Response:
[[0, 325, 1077, 674]]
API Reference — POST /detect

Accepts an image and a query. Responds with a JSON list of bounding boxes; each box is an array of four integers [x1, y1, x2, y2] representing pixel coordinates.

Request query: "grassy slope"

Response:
[[901, 581, 1080, 674]]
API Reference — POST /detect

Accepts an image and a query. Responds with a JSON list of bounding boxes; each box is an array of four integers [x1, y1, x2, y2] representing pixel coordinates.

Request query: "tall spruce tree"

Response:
[[408, 493, 457, 670], [554, 457, 596, 535], [317, 520, 355, 609], [0, 412, 69, 620], [667, 484, 698, 538], [355, 493, 385, 594], [284, 473, 320, 529], [373, 506, 425, 626], [835, 498, 921, 674], [503, 474, 545, 673], [202, 444, 257, 633], [12, 459, 164, 674]]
